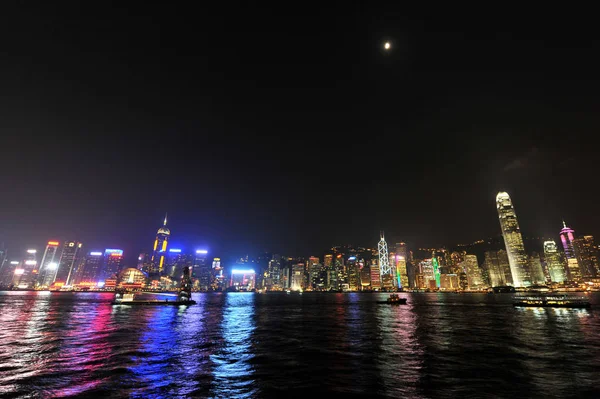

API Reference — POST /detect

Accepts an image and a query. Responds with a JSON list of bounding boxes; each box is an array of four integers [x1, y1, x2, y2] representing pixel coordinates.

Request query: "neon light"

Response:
[[90, 252, 103, 256], [432, 257, 441, 288], [231, 269, 256, 275], [105, 249, 123, 255], [47, 262, 58, 270], [161, 240, 167, 252], [153, 239, 158, 251], [14, 269, 25, 275], [196, 250, 208, 254], [47, 241, 59, 246], [110, 253, 122, 257], [27, 249, 37, 254], [96, 281, 105, 288], [169, 249, 182, 253], [348, 256, 356, 260], [10, 261, 19, 265], [25, 260, 37, 265], [159, 256, 164, 271]]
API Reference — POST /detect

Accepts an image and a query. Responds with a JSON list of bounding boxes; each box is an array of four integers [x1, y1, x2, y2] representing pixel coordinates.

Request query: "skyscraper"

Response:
[[559, 221, 581, 281], [151, 214, 170, 275], [55, 241, 83, 285], [37, 241, 60, 287], [104, 249, 124, 280], [496, 192, 530, 287], [484, 250, 513, 287], [77, 251, 104, 283], [573, 236, 599, 280], [194, 250, 210, 290], [527, 253, 546, 284], [463, 254, 483, 289], [543, 240, 566, 283], [378, 232, 392, 285]]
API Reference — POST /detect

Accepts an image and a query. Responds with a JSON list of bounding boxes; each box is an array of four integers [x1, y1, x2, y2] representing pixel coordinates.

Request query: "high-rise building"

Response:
[[496, 192, 530, 287], [324, 254, 333, 268], [543, 241, 566, 283], [37, 241, 60, 287], [151, 214, 170, 275], [463, 254, 483, 289], [527, 252, 546, 284], [369, 261, 381, 290], [378, 232, 392, 286], [211, 257, 224, 291], [432, 255, 441, 288], [290, 263, 304, 291], [484, 250, 513, 287], [573, 236, 599, 280], [55, 241, 84, 285], [419, 259, 434, 288], [77, 251, 104, 284], [194, 250, 210, 290], [560, 221, 581, 281], [104, 249, 124, 280]]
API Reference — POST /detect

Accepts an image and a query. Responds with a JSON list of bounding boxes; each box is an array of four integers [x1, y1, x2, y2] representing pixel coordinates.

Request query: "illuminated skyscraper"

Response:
[[543, 240, 566, 283], [559, 221, 581, 281], [496, 192, 530, 287], [37, 241, 60, 287], [369, 261, 381, 290], [431, 254, 441, 288], [463, 254, 483, 289], [527, 252, 546, 284], [76, 251, 104, 283], [55, 241, 84, 285], [151, 214, 170, 275], [378, 232, 392, 286], [194, 250, 210, 290], [290, 263, 304, 291], [324, 254, 333, 268], [573, 236, 599, 280], [484, 250, 513, 287], [104, 249, 124, 280]]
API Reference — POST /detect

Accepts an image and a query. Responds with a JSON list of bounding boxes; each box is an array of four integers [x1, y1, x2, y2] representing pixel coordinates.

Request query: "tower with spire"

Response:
[[151, 213, 171, 275], [378, 231, 393, 288]]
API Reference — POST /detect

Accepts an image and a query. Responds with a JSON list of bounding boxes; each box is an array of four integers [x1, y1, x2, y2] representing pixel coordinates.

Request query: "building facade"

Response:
[[496, 192, 530, 287]]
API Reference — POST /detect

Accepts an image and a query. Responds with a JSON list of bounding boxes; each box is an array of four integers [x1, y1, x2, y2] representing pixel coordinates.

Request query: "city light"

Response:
[[348, 256, 356, 260], [169, 249, 182, 253], [97, 281, 105, 288], [384, 41, 391, 50], [10, 261, 19, 265], [90, 252, 103, 256], [25, 260, 37, 265], [14, 269, 25, 275], [47, 241, 59, 246], [196, 249, 208, 254], [105, 249, 123, 255], [47, 262, 58, 270], [27, 249, 36, 254], [231, 269, 256, 275]]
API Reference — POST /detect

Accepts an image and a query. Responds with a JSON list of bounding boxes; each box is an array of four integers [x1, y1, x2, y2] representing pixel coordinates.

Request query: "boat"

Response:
[[111, 266, 196, 306], [513, 295, 590, 308], [377, 293, 407, 305]]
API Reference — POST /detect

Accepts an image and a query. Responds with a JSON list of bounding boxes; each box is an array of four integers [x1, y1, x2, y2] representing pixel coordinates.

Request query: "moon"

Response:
[[384, 42, 391, 50]]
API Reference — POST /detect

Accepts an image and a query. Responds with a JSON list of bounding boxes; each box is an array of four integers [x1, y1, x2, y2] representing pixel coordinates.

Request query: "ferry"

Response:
[[377, 293, 407, 305], [111, 266, 196, 306], [513, 295, 590, 308]]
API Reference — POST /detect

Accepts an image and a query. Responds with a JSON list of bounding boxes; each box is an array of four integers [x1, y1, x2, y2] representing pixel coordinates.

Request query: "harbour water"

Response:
[[1, 291, 599, 398]]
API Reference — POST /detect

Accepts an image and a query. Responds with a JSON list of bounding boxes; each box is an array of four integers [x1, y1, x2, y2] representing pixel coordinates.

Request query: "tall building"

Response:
[[104, 249, 124, 280], [194, 250, 210, 290], [324, 254, 333, 268], [419, 259, 434, 288], [560, 221, 581, 281], [496, 192, 530, 287], [527, 252, 546, 284], [484, 250, 513, 287], [151, 214, 170, 275], [573, 236, 599, 280], [55, 241, 84, 285], [463, 254, 483, 289], [378, 232, 392, 285], [37, 241, 60, 287], [290, 263, 304, 291], [83, 252, 104, 283], [369, 261, 381, 290], [432, 255, 441, 288], [543, 241, 566, 283]]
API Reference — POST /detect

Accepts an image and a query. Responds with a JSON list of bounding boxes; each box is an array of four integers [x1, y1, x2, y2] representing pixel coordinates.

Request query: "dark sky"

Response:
[[1, 3, 599, 264]]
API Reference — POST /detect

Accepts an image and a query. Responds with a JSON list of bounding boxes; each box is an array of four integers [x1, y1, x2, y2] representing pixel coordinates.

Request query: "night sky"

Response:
[[1, 4, 599, 264]]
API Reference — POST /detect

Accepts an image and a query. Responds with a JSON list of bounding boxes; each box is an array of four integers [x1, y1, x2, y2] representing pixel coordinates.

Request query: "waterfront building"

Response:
[[104, 249, 124, 280], [496, 192, 531, 287], [395, 254, 409, 289], [151, 214, 170, 275], [77, 251, 104, 284], [118, 268, 148, 289], [194, 250, 210, 290], [463, 254, 483, 289], [369, 262, 381, 290], [560, 221, 581, 281], [440, 273, 460, 290], [229, 268, 256, 291], [432, 255, 441, 288], [37, 241, 60, 287], [484, 250, 512, 286], [573, 236, 599, 280], [211, 257, 225, 291], [290, 263, 304, 291], [543, 240, 566, 283], [55, 241, 84, 285], [419, 259, 434, 288], [527, 252, 546, 284]]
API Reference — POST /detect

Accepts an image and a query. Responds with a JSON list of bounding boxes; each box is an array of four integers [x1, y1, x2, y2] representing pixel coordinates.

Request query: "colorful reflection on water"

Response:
[[0, 291, 599, 398]]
